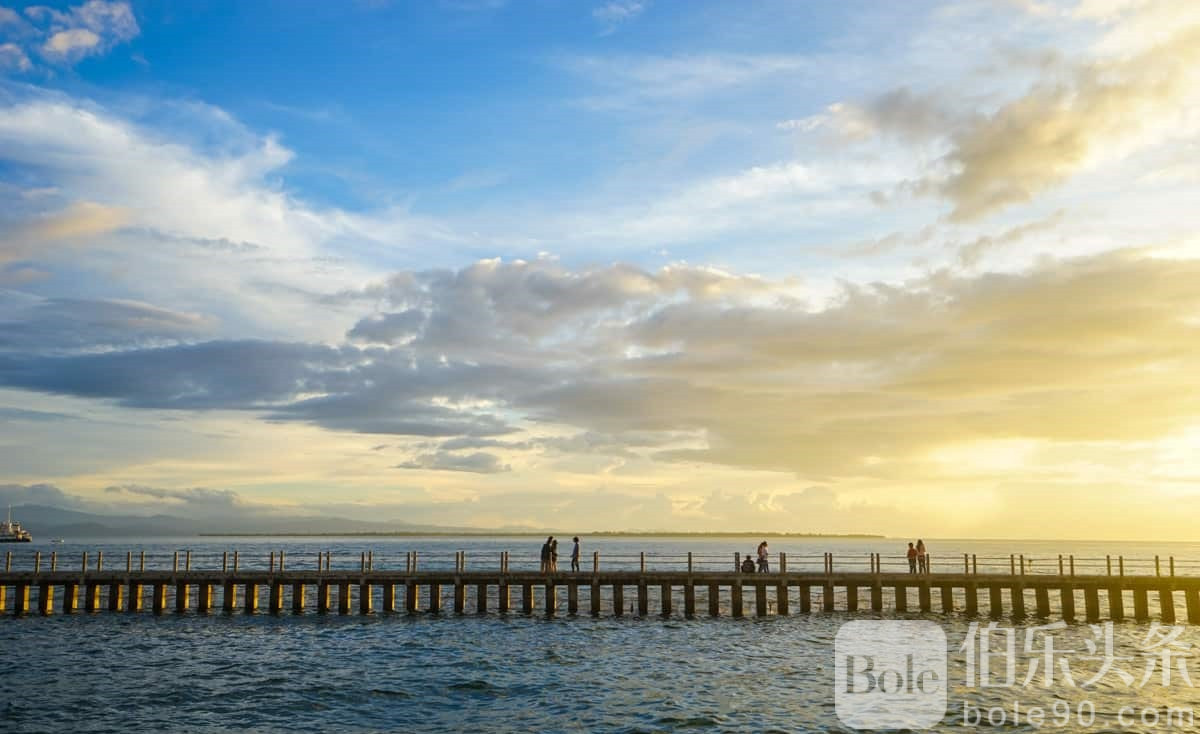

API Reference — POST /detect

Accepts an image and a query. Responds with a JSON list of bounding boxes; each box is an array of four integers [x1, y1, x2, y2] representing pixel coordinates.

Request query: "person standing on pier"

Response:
[[916, 539, 927, 574], [570, 536, 580, 572], [550, 538, 559, 572], [541, 536, 553, 573], [756, 541, 770, 573], [907, 542, 918, 574]]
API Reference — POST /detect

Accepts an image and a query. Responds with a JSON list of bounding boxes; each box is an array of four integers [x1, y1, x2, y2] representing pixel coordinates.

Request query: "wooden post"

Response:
[[1160, 588, 1176, 624], [972, 554, 977, 575], [244, 583, 258, 614], [107, 582, 123, 612], [127, 581, 143, 612], [1185, 588, 1200, 624], [800, 584, 813, 614], [593, 551, 598, 573], [685, 581, 697, 617], [361, 582, 374, 614], [965, 583, 978, 617], [1084, 587, 1100, 623], [338, 582, 351, 614], [1011, 586, 1026, 620], [989, 585, 1003, 618], [186, 550, 192, 571], [270, 582, 284, 614], [175, 582, 189, 613], [1060, 586, 1075, 622], [918, 583, 931, 613], [1106, 555, 1112, 576], [568, 583, 578, 615], [1133, 587, 1149, 622], [731, 581, 743, 618], [291, 583, 305, 613], [476, 583, 487, 614], [687, 552, 693, 573], [140, 551, 146, 572], [85, 582, 101, 612], [1068, 555, 1074, 577], [197, 583, 213, 613], [640, 552, 645, 573], [13, 583, 29, 615], [708, 583, 720, 617], [612, 584, 623, 617], [895, 585, 907, 612], [174, 551, 179, 572], [1035, 587, 1051, 618], [522, 583, 534, 614], [1109, 586, 1125, 622], [755, 583, 767, 617], [231, 551, 236, 573], [97, 550, 103, 571], [590, 581, 600, 616], [661, 583, 672, 616], [317, 582, 332, 613], [404, 582, 417, 614], [62, 582, 78, 614], [780, 552, 787, 573], [823, 581, 834, 612], [453, 581, 465, 614], [846, 584, 858, 612], [940, 584, 954, 613], [870, 581, 882, 612], [222, 551, 228, 573], [637, 581, 648, 616], [1170, 557, 1176, 577], [776, 581, 789, 615], [38, 585, 56, 614], [381, 584, 395, 613], [151, 583, 166, 615]]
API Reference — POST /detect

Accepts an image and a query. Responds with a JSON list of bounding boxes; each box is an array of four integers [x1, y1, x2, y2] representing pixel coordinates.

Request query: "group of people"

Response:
[[540, 535, 581, 572], [739, 541, 772, 573], [906, 539, 929, 574]]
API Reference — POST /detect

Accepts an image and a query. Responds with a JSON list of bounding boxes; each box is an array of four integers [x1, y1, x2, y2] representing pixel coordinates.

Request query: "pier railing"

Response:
[[3, 549, 1198, 578]]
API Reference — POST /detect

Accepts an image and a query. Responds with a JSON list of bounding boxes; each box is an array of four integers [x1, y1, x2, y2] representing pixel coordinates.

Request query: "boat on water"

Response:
[[1, 506, 33, 543]]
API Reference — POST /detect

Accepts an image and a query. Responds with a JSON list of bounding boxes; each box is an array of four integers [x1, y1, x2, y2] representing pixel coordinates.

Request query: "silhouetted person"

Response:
[[570, 536, 580, 572], [757, 540, 770, 573], [741, 555, 756, 574], [550, 539, 559, 572], [907, 542, 918, 574], [540, 536, 553, 573], [916, 539, 927, 574]]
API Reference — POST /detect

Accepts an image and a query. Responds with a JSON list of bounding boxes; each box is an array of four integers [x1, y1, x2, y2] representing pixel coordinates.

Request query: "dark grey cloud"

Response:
[[0, 296, 214, 353], [397, 451, 511, 474], [347, 309, 424, 344]]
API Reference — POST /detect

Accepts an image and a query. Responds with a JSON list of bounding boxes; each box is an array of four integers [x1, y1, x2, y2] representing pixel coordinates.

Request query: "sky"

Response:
[[1, 0, 1199, 539]]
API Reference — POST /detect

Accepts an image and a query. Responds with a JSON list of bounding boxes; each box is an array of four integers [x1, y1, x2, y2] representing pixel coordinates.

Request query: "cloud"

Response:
[[397, 451, 512, 474], [0, 296, 216, 353], [2, 251, 1198, 489], [30, 1, 139, 65], [592, 1, 645, 34], [565, 53, 812, 107], [0, 42, 31, 71], [1, 200, 129, 263]]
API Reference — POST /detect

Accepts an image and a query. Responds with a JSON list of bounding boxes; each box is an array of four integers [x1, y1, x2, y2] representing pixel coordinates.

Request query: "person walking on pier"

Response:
[[907, 542, 918, 574], [550, 538, 559, 572], [570, 536, 580, 572], [541, 536, 553, 573], [916, 539, 928, 574], [756, 541, 770, 573]]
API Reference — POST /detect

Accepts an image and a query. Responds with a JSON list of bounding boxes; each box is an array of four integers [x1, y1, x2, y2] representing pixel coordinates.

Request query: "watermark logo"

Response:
[[835, 620, 947, 730]]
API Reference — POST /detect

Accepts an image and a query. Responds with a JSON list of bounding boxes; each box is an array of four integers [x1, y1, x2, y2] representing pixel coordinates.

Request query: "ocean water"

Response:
[[5, 537, 1200, 733]]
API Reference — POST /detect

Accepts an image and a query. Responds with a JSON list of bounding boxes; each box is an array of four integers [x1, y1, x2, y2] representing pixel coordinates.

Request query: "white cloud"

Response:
[[592, 0, 645, 34], [0, 41, 30, 71]]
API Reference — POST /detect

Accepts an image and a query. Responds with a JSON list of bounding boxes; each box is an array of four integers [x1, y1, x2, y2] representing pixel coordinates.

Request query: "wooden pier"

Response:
[[2, 550, 1199, 622]]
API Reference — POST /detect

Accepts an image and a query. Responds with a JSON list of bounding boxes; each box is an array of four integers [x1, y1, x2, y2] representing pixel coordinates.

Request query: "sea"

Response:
[[4, 536, 1200, 733]]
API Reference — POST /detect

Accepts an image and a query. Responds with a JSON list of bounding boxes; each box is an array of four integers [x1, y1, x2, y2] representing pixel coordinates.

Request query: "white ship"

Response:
[[1, 506, 33, 542]]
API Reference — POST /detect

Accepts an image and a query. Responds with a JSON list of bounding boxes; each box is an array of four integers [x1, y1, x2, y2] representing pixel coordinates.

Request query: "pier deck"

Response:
[[3, 549, 1199, 622]]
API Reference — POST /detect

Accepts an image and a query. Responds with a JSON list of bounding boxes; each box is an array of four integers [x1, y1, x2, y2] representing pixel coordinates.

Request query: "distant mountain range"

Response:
[[6, 504, 516, 538], [7, 504, 883, 539]]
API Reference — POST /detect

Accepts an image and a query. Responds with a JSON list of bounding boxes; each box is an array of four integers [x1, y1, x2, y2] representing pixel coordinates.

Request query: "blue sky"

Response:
[[2, 0, 1200, 538]]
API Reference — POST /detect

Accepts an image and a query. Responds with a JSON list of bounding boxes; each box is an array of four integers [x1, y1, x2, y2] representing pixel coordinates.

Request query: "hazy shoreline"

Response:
[[197, 531, 886, 539]]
